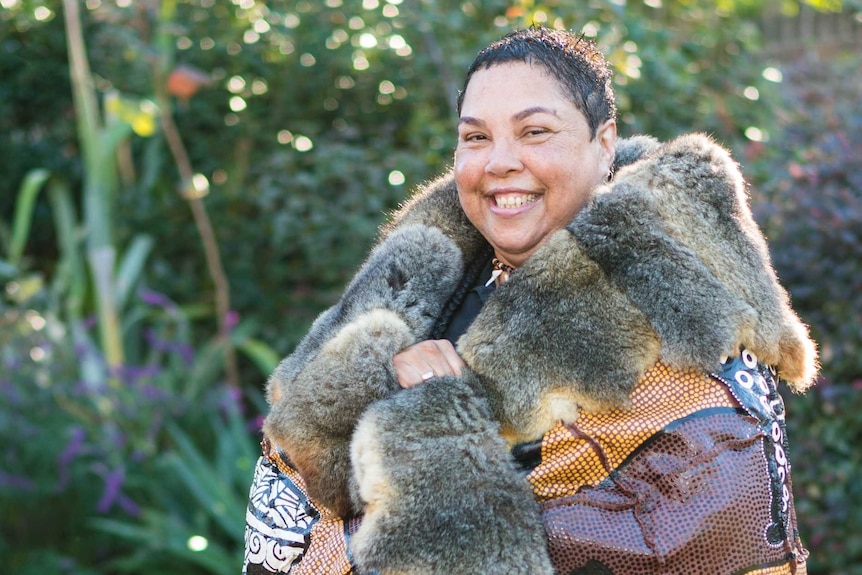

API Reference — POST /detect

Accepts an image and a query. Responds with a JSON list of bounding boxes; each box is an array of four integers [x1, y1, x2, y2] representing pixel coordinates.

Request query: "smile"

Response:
[[494, 193, 538, 209]]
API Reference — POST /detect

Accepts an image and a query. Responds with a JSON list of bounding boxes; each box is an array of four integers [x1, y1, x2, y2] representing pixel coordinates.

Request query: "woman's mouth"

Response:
[[494, 193, 538, 209]]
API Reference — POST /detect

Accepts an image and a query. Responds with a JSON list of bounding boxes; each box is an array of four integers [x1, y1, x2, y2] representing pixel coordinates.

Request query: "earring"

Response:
[[606, 166, 615, 182]]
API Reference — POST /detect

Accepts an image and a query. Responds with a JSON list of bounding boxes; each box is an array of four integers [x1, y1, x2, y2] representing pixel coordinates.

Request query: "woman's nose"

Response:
[[484, 139, 523, 176]]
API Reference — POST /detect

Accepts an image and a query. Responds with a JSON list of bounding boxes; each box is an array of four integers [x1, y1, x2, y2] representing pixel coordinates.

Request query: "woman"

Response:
[[244, 27, 817, 575]]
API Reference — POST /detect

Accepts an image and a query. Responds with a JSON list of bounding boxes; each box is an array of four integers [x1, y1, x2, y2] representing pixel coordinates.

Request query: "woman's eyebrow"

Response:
[[513, 106, 559, 121], [457, 116, 485, 128], [458, 106, 558, 128]]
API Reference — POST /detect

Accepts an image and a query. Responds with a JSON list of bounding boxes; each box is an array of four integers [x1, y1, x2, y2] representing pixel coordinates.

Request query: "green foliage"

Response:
[[90, 391, 258, 575], [749, 52, 862, 574], [515, 1, 778, 143], [0, 283, 262, 573], [752, 52, 862, 385], [2, 0, 803, 355], [2, 0, 861, 573]]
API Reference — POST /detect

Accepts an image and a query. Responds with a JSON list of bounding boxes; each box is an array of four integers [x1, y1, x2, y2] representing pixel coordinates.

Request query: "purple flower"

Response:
[[91, 462, 140, 516], [177, 342, 195, 366], [0, 379, 22, 405], [138, 288, 177, 310], [218, 384, 246, 418], [95, 465, 126, 514], [138, 382, 170, 402], [115, 363, 162, 385], [0, 470, 35, 491], [116, 492, 141, 516], [248, 414, 265, 434], [3, 354, 22, 370], [224, 310, 240, 329], [144, 329, 195, 366]]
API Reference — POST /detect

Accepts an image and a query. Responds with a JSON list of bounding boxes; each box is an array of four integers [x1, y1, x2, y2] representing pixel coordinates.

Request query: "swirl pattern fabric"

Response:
[[243, 440, 357, 575]]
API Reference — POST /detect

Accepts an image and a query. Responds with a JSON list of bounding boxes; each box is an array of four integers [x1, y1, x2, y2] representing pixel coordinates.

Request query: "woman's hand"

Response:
[[393, 339, 465, 388]]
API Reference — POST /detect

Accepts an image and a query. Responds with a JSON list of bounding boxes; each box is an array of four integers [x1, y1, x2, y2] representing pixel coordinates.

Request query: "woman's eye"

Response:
[[463, 133, 488, 142], [525, 127, 549, 137]]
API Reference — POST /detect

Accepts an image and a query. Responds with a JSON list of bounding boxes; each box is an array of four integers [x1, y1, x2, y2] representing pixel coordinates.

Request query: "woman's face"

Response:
[[455, 61, 616, 268]]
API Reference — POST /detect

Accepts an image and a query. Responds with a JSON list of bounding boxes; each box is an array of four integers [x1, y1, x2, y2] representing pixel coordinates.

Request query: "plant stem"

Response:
[[63, 0, 125, 377], [157, 89, 239, 390]]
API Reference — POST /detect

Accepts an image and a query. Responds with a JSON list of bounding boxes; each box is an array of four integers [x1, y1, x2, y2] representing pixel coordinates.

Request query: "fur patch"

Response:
[[349, 372, 554, 575]]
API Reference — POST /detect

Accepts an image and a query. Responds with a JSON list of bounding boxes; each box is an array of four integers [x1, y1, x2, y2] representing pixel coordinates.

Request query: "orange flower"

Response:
[[167, 65, 211, 102]]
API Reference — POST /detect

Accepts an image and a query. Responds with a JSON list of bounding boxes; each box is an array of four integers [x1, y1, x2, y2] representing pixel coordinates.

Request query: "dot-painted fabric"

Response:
[[527, 352, 808, 574], [525, 361, 739, 501]]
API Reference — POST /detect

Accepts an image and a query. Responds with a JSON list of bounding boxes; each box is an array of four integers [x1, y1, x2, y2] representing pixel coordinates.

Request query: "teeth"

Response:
[[495, 194, 537, 209]]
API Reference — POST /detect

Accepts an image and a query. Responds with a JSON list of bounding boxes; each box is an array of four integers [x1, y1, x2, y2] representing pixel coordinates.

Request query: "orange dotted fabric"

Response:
[[749, 564, 808, 575], [528, 361, 738, 500]]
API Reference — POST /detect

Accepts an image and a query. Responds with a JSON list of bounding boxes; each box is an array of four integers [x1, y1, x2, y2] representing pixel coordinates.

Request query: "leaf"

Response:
[[164, 423, 247, 541], [236, 337, 281, 376], [115, 234, 154, 309], [8, 169, 51, 268], [47, 179, 86, 320], [91, 510, 240, 575]]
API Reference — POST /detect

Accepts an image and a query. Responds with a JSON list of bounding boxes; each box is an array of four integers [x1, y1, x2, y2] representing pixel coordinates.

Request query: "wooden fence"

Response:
[[759, 6, 862, 56]]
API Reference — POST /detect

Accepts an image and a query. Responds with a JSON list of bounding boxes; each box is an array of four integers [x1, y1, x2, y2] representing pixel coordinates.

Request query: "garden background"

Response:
[[1, 0, 861, 573]]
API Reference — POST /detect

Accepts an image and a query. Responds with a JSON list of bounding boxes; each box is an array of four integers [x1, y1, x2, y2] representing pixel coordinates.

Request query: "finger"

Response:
[[392, 351, 431, 389], [393, 340, 463, 388], [428, 339, 465, 377], [407, 340, 463, 379], [396, 364, 434, 389]]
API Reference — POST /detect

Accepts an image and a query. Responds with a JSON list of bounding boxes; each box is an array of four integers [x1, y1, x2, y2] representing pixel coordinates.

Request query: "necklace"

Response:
[[486, 257, 516, 287]]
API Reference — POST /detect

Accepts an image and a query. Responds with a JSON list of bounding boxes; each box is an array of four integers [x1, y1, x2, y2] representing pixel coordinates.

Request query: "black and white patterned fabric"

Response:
[[243, 455, 317, 574]]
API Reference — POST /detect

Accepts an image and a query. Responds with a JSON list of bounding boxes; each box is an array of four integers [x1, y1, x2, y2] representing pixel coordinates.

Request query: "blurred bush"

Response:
[[0, 282, 262, 573], [751, 51, 862, 573]]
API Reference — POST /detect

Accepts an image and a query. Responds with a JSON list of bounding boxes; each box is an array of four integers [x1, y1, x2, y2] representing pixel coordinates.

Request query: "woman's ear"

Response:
[[596, 119, 617, 176]]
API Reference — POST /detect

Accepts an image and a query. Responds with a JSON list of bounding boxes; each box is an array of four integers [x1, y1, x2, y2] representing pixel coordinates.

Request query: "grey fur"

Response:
[[611, 134, 660, 171], [380, 172, 487, 259], [571, 180, 759, 370], [460, 134, 816, 444], [350, 371, 554, 575], [585, 134, 817, 385], [459, 230, 661, 440], [263, 224, 465, 515], [262, 134, 819, 570]]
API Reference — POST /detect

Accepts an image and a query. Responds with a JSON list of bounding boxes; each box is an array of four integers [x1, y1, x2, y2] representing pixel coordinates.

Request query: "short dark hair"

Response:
[[456, 27, 616, 139]]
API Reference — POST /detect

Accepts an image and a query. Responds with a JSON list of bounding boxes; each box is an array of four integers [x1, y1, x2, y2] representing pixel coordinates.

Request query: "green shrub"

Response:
[[0, 288, 263, 574], [750, 52, 862, 574]]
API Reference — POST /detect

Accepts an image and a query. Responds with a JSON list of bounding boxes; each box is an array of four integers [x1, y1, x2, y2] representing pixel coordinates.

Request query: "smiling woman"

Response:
[[244, 26, 817, 575], [454, 62, 615, 268]]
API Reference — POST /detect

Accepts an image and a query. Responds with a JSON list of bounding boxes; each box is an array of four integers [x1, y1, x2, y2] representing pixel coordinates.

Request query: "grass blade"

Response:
[[8, 169, 51, 267]]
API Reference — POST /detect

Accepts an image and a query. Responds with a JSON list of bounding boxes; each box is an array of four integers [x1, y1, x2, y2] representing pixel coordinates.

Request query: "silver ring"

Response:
[[421, 371, 435, 381]]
